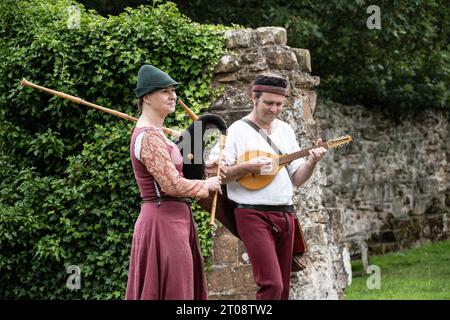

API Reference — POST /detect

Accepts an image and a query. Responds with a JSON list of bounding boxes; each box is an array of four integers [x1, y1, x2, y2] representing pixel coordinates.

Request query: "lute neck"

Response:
[[278, 142, 328, 166]]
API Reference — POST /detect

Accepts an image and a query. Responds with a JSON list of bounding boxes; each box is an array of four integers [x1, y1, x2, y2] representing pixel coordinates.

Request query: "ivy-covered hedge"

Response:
[[0, 0, 226, 299]]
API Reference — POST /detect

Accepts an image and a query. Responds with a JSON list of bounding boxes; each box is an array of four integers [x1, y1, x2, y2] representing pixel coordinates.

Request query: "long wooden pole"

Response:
[[209, 134, 226, 226], [20, 78, 181, 138], [177, 98, 199, 121]]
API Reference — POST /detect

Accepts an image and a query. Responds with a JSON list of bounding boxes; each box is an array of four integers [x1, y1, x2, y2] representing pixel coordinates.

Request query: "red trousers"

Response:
[[235, 208, 295, 300]]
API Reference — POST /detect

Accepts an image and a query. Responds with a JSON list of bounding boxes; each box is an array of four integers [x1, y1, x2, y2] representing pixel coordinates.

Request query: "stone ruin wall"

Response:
[[315, 103, 449, 258]]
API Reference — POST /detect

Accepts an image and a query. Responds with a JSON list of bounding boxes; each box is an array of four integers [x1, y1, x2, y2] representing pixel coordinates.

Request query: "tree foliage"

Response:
[[175, 0, 449, 110], [0, 0, 226, 299]]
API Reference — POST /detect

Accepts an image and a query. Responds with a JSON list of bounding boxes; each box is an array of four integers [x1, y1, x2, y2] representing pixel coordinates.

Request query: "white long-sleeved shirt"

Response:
[[208, 118, 306, 205]]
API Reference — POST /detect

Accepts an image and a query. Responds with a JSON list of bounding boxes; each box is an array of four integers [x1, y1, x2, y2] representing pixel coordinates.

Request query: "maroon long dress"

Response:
[[125, 126, 208, 300]]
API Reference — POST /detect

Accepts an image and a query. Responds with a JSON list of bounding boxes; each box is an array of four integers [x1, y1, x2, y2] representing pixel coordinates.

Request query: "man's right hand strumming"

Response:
[[246, 156, 273, 174], [205, 156, 274, 184]]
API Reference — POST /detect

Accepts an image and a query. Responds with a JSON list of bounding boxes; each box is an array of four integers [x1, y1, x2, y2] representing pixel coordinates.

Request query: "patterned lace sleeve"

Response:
[[140, 129, 209, 199]]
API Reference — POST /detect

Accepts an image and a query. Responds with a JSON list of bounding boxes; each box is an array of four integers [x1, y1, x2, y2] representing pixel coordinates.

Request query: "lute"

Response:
[[236, 135, 352, 190]]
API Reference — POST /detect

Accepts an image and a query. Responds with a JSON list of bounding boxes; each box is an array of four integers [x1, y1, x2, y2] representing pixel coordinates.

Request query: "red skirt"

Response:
[[125, 201, 208, 300]]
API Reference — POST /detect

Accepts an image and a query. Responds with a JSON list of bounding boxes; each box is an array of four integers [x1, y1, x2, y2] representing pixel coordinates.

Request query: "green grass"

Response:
[[345, 240, 450, 300]]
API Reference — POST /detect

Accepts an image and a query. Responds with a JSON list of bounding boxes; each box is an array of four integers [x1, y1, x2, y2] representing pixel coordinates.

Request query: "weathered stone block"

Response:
[[215, 73, 237, 83], [263, 46, 298, 69], [424, 196, 445, 214], [362, 183, 384, 201], [232, 265, 258, 293], [248, 62, 268, 72], [417, 178, 439, 194], [240, 52, 263, 64], [413, 194, 445, 215], [391, 197, 411, 219], [291, 72, 320, 89], [292, 48, 312, 72], [374, 204, 384, 212], [252, 27, 287, 46], [209, 90, 249, 113], [293, 90, 317, 118], [213, 235, 239, 265], [322, 188, 337, 207], [207, 267, 234, 292], [214, 55, 240, 74], [340, 168, 360, 186], [224, 29, 251, 48], [361, 127, 381, 141]]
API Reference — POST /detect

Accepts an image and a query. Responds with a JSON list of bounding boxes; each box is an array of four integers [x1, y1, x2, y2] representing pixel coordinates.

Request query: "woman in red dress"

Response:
[[125, 65, 221, 300]]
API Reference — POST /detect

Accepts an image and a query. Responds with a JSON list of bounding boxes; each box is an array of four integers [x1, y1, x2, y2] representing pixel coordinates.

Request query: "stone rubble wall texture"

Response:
[[314, 103, 450, 257], [206, 27, 350, 300]]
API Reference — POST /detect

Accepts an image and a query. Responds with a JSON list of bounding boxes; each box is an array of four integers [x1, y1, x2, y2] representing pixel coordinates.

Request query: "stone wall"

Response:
[[205, 27, 351, 300], [314, 102, 450, 257]]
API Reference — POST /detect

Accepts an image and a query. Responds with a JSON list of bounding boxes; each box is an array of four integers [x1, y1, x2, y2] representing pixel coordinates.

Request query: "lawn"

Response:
[[344, 240, 450, 300]]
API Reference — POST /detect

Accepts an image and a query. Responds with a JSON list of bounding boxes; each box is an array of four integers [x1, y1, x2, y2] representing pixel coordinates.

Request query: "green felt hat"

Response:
[[134, 65, 179, 98]]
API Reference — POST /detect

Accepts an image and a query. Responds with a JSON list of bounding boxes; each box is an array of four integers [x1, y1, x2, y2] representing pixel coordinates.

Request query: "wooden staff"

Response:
[[177, 98, 199, 121], [20, 78, 181, 138], [209, 134, 227, 226]]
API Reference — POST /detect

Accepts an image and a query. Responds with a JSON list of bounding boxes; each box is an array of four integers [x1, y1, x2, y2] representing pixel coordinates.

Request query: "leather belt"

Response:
[[142, 196, 188, 204], [237, 203, 294, 213]]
